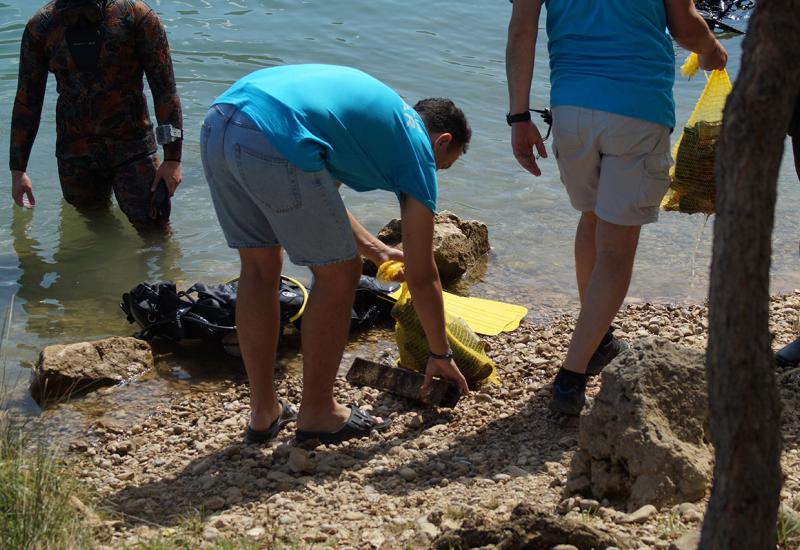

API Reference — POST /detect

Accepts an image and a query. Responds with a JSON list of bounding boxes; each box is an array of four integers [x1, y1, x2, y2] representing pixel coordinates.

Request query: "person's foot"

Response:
[[245, 399, 296, 443], [296, 401, 385, 434], [248, 398, 285, 431], [296, 405, 391, 444], [586, 327, 629, 376], [549, 367, 587, 416], [776, 336, 800, 368]]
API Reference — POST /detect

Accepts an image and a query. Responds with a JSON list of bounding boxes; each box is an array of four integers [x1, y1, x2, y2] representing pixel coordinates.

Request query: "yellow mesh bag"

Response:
[[391, 283, 497, 387], [661, 53, 733, 214]]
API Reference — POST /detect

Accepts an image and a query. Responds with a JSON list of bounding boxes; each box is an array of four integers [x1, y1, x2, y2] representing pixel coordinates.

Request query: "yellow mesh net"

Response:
[[391, 283, 497, 387], [661, 53, 733, 214]]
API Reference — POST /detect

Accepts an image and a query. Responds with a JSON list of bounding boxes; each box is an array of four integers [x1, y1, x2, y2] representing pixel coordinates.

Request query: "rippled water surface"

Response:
[[0, 2, 797, 413]]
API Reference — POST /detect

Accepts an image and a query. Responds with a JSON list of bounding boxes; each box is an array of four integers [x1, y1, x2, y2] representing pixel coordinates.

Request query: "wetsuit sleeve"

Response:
[[10, 24, 48, 172], [136, 8, 183, 162]]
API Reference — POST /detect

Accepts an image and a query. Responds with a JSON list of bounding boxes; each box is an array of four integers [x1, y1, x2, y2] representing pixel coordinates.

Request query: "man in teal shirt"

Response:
[[506, 1, 727, 415], [201, 64, 471, 443]]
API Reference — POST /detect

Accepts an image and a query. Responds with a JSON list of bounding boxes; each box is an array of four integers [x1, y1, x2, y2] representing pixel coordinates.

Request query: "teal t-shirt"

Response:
[[214, 64, 438, 212], [544, 0, 676, 129]]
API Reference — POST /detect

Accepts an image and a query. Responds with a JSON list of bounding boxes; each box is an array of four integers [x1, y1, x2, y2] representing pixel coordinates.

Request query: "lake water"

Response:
[[0, 1, 797, 413]]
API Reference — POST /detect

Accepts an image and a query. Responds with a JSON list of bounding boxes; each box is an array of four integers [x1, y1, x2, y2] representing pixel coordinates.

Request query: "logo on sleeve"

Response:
[[402, 103, 419, 130]]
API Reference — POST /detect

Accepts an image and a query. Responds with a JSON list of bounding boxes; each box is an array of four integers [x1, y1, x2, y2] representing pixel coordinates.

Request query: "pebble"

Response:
[[205, 496, 225, 511], [623, 504, 658, 523], [399, 467, 418, 481], [416, 519, 440, 539], [682, 510, 703, 523], [202, 526, 220, 541], [288, 447, 316, 474]]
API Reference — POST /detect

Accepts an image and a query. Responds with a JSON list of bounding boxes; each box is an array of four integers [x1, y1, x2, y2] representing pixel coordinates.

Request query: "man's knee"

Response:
[[595, 218, 641, 255], [310, 256, 362, 289], [239, 247, 283, 283]]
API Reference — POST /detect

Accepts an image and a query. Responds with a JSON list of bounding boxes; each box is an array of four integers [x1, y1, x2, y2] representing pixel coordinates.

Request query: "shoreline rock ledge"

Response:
[[30, 336, 153, 404]]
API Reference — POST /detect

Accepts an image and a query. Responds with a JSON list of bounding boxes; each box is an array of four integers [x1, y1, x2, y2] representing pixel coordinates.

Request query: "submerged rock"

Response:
[[568, 338, 713, 511], [31, 336, 153, 404]]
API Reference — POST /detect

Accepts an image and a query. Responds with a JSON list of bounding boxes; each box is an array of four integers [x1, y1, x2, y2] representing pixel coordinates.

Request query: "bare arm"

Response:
[[506, 0, 541, 116], [505, 0, 547, 176], [664, 0, 727, 70], [400, 196, 469, 394], [346, 208, 403, 266]]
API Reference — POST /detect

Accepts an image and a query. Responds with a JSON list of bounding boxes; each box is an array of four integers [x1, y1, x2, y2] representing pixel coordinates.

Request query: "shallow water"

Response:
[[0, 2, 797, 415]]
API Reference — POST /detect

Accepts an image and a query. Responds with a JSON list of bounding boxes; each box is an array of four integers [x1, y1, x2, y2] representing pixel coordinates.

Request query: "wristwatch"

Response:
[[155, 124, 184, 145], [506, 111, 532, 126], [429, 349, 454, 360]]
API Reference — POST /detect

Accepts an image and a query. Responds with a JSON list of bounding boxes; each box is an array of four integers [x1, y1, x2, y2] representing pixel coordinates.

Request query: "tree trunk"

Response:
[[701, 2, 800, 549]]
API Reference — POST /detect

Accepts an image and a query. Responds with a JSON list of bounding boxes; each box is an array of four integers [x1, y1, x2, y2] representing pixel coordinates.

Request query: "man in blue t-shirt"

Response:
[[506, 1, 727, 415], [200, 64, 471, 444]]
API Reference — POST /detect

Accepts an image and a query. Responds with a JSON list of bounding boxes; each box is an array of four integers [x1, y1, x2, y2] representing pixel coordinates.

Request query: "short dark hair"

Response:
[[413, 98, 471, 153]]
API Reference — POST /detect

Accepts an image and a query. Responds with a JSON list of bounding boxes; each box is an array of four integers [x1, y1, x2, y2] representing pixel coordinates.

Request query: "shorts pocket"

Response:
[[551, 107, 583, 161], [235, 143, 301, 213], [639, 152, 673, 207]]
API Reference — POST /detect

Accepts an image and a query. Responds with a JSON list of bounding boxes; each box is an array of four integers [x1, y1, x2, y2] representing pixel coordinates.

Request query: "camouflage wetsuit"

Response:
[[9, 0, 182, 227]]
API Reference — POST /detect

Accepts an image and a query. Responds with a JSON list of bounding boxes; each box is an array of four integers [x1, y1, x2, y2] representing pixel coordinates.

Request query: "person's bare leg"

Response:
[[296, 256, 382, 433], [562, 218, 641, 374], [575, 211, 598, 304], [237, 247, 283, 430]]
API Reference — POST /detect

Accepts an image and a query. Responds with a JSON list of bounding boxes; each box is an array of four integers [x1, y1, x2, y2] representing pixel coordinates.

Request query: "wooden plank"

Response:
[[345, 357, 460, 408]]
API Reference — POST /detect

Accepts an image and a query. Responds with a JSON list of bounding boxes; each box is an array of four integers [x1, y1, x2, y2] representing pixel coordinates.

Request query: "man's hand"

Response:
[[11, 170, 35, 208], [698, 38, 728, 71], [369, 245, 404, 273], [153, 160, 181, 196], [422, 356, 470, 396], [511, 121, 548, 176]]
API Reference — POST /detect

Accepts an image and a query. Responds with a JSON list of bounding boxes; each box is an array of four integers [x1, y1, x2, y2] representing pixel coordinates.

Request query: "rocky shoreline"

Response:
[[58, 292, 800, 549]]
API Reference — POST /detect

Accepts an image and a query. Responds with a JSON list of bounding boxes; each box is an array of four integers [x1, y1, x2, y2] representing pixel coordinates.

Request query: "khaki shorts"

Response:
[[552, 106, 673, 226]]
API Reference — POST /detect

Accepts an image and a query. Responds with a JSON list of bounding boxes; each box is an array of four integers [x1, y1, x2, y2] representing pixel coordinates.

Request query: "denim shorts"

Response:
[[200, 104, 358, 266], [552, 106, 673, 226]]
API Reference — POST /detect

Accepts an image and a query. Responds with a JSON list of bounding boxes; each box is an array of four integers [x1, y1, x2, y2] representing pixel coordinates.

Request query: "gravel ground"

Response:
[[62, 292, 800, 549]]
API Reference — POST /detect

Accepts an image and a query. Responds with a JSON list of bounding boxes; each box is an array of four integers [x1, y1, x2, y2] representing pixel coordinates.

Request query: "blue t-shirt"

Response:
[[544, 0, 676, 129], [214, 64, 438, 212]]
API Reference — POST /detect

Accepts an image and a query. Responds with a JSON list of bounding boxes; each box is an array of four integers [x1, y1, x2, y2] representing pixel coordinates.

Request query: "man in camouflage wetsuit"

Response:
[[9, 0, 183, 230]]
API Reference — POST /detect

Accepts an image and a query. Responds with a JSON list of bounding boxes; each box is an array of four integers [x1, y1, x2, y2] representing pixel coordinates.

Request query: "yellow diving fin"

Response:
[[378, 261, 528, 336]]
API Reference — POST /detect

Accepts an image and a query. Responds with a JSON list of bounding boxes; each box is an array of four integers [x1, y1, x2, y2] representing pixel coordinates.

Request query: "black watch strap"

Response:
[[430, 349, 454, 360], [506, 111, 532, 126]]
